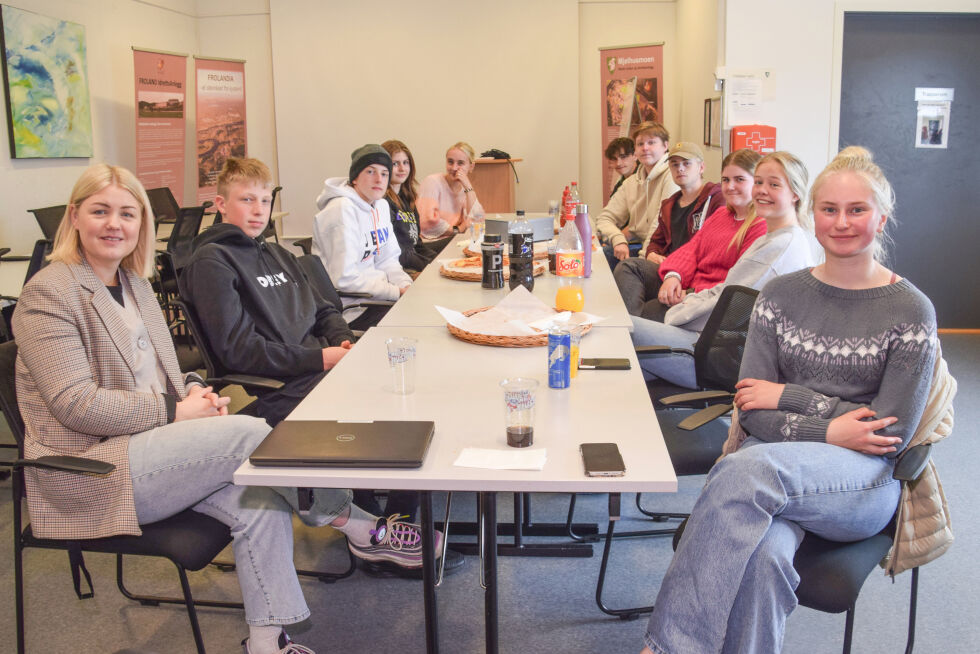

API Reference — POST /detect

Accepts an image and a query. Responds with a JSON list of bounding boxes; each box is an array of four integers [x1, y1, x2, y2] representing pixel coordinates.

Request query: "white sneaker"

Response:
[[241, 629, 315, 654]]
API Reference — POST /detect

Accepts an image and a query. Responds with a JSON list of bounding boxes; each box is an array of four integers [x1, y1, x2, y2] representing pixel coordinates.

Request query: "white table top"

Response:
[[234, 325, 676, 494], [379, 235, 632, 329]]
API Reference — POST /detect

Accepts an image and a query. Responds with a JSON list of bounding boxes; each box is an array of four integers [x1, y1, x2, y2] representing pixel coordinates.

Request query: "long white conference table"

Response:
[[234, 236, 675, 654]]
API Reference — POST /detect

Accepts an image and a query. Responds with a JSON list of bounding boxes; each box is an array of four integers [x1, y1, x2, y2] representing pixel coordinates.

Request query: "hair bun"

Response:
[[834, 145, 874, 164]]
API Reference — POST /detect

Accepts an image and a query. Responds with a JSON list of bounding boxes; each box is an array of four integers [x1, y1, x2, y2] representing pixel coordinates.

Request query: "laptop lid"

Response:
[[249, 420, 435, 469]]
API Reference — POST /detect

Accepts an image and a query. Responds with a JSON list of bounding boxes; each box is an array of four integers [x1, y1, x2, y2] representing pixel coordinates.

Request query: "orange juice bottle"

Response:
[[555, 221, 585, 311], [555, 285, 584, 312]]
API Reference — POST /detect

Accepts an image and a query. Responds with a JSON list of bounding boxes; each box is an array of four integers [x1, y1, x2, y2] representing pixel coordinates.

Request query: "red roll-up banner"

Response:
[[195, 57, 246, 205], [134, 49, 187, 204], [598, 43, 664, 204]]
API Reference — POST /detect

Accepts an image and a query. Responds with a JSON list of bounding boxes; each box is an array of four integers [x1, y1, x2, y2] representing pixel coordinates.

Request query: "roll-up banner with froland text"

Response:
[[598, 43, 663, 204], [195, 57, 246, 205], [133, 48, 187, 204]]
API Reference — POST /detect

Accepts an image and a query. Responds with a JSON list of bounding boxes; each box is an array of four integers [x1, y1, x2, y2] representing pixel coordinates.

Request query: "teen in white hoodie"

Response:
[[313, 144, 412, 330]]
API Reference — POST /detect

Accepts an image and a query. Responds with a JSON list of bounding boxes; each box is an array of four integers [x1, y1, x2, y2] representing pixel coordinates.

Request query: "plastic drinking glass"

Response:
[[386, 337, 417, 394], [500, 377, 538, 448]]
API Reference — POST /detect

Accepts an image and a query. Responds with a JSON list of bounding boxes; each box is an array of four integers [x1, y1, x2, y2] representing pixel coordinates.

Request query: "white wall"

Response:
[[269, 0, 580, 236], [674, 0, 722, 180], [577, 0, 677, 213]]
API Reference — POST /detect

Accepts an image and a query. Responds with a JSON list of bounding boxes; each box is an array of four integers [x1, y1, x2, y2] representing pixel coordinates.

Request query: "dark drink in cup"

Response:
[[506, 425, 533, 448]]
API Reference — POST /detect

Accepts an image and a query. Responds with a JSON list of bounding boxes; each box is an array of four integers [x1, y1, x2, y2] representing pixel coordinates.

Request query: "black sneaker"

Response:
[[241, 629, 314, 653]]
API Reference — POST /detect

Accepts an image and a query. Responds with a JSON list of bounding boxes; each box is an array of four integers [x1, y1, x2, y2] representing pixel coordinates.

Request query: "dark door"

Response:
[[839, 12, 979, 328]]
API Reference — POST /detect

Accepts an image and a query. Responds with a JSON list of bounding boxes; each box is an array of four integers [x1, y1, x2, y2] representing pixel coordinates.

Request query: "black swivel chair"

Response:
[[669, 442, 934, 654], [0, 340, 243, 654], [146, 186, 182, 229], [28, 205, 66, 241], [586, 285, 760, 618], [155, 201, 212, 340], [295, 254, 395, 336]]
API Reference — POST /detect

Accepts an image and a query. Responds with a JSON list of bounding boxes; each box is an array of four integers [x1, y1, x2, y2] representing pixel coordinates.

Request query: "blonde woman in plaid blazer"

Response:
[[12, 165, 429, 654]]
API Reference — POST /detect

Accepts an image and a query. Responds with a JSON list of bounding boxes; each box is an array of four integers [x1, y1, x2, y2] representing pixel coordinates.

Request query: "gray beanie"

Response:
[[348, 144, 392, 183]]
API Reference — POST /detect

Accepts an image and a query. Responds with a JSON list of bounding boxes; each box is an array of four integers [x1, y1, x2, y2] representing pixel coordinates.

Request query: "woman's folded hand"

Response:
[[176, 385, 230, 421], [734, 378, 785, 411], [827, 407, 901, 455]]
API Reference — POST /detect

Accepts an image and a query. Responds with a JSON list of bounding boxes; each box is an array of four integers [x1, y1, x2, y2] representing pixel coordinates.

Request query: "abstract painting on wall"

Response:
[[0, 5, 93, 158]]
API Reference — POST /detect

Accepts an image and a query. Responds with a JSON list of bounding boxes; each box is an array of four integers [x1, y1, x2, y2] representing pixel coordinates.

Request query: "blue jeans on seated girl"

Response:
[[128, 414, 352, 627], [630, 315, 700, 389], [644, 437, 900, 654]]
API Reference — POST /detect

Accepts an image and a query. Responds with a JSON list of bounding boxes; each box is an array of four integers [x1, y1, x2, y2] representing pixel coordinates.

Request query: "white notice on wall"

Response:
[[915, 87, 954, 103], [914, 88, 953, 150], [725, 71, 765, 128]]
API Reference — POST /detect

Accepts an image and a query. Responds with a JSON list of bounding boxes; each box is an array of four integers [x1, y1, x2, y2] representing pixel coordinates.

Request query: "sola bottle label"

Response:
[[555, 252, 584, 277]]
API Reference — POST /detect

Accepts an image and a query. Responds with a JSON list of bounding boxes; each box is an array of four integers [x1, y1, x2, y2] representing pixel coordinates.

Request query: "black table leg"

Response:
[[421, 491, 439, 653], [481, 491, 499, 654]]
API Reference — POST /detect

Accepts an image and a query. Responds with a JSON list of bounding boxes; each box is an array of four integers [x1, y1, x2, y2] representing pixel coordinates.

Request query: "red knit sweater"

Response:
[[658, 206, 767, 291]]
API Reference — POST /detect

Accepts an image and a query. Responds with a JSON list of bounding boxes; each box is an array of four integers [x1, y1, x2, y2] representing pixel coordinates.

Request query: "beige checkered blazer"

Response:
[[12, 260, 185, 539]]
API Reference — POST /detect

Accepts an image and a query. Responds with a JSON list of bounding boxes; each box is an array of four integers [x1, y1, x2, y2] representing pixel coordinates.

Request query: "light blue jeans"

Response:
[[128, 414, 352, 626], [644, 437, 901, 654], [630, 315, 700, 389]]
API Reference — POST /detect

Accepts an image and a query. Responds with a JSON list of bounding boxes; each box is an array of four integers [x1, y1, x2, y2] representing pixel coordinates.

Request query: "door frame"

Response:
[[828, 0, 979, 156]]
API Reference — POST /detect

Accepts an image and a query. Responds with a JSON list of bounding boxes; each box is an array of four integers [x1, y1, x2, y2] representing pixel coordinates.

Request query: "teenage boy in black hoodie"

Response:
[[180, 158, 353, 426], [179, 158, 464, 578]]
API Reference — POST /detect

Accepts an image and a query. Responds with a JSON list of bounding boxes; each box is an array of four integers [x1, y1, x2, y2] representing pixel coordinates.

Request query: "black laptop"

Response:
[[249, 420, 435, 469]]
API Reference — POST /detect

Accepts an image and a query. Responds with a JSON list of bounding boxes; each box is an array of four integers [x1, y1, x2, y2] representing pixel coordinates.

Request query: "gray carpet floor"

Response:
[[0, 334, 976, 653]]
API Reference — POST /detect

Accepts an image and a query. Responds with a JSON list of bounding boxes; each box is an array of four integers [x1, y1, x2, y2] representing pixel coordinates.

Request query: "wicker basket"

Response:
[[446, 306, 593, 347]]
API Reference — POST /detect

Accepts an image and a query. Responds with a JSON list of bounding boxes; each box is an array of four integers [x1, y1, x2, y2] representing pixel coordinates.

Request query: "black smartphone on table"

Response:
[[580, 443, 626, 477], [578, 357, 631, 370]]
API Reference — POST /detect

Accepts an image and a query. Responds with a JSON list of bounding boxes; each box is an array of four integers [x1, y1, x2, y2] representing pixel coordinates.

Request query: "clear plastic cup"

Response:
[[386, 337, 417, 394], [500, 377, 538, 448]]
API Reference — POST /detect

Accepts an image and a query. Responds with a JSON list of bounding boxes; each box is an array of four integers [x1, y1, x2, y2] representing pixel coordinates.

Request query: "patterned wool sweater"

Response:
[[738, 269, 938, 456]]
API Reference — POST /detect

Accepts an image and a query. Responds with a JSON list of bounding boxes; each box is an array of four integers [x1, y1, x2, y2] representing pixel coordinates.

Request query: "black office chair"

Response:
[[155, 201, 212, 328], [0, 340, 242, 654], [295, 254, 395, 335], [146, 186, 181, 228], [585, 285, 760, 617], [294, 236, 313, 255], [669, 443, 934, 654], [28, 205, 66, 241]]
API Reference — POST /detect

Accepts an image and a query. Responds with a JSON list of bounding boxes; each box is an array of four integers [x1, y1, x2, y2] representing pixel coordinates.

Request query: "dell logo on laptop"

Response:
[[336, 434, 356, 442]]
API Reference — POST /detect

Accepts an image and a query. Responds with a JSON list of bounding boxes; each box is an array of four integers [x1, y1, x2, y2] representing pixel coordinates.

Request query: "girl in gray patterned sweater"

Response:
[[641, 148, 938, 654]]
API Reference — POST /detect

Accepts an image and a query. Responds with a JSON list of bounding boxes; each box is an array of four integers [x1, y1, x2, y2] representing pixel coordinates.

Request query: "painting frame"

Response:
[[0, 4, 94, 158]]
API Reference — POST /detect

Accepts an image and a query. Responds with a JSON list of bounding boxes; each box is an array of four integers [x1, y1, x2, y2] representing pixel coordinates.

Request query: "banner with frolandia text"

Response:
[[195, 57, 246, 204], [134, 49, 187, 205], [598, 43, 663, 204]]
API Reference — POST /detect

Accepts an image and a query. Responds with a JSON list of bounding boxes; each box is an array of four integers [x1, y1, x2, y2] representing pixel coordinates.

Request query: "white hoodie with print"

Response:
[[313, 177, 411, 321]]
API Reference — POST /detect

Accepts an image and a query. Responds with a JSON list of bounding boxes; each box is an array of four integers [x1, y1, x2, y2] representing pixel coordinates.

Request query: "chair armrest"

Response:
[[635, 345, 694, 358], [893, 443, 931, 482], [207, 374, 285, 392], [1, 455, 115, 476], [660, 389, 732, 406], [676, 403, 733, 431], [339, 291, 374, 299]]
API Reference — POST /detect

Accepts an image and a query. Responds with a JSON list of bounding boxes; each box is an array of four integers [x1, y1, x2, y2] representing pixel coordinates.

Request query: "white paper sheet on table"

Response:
[[453, 447, 547, 470]]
